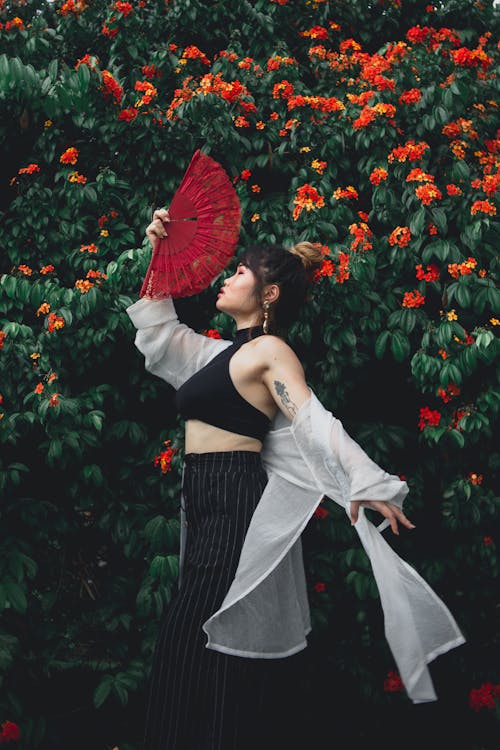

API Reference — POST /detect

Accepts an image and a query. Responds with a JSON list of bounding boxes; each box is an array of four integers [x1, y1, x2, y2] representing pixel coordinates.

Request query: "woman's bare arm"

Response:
[[258, 336, 415, 534]]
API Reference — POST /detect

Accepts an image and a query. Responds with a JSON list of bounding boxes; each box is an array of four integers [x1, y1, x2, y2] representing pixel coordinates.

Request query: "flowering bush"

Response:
[[0, 0, 499, 748]]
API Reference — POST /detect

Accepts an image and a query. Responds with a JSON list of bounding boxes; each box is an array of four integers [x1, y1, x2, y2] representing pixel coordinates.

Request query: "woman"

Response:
[[126, 209, 464, 749]]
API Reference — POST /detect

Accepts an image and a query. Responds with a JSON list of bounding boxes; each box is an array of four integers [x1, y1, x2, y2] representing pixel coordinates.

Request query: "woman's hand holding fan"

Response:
[[140, 150, 242, 300]]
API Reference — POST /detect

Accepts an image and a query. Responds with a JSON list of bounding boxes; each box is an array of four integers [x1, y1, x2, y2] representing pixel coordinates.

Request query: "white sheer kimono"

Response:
[[126, 295, 465, 705]]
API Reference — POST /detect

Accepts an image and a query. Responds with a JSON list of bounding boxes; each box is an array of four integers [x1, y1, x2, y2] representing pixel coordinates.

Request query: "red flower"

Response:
[[202, 329, 222, 339], [468, 682, 500, 711], [153, 439, 177, 474], [60, 147, 79, 165], [483, 536, 493, 546], [384, 671, 404, 692], [0, 720, 21, 742], [240, 169, 251, 181], [118, 107, 139, 122], [313, 582, 326, 593], [415, 263, 440, 282], [399, 88, 422, 105], [418, 406, 441, 431]]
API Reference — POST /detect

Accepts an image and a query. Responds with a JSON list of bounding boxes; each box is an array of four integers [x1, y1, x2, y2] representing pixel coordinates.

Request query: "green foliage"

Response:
[[0, 0, 499, 747]]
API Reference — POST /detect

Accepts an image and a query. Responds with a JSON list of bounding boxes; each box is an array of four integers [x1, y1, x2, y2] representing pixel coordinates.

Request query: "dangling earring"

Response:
[[262, 300, 270, 334]]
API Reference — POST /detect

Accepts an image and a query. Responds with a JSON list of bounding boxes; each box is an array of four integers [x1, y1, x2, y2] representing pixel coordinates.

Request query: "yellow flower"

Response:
[[490, 317, 500, 326], [100, 229, 109, 237], [30, 352, 41, 360], [299, 146, 311, 152], [447, 309, 458, 321], [44, 119, 53, 127], [251, 213, 260, 222]]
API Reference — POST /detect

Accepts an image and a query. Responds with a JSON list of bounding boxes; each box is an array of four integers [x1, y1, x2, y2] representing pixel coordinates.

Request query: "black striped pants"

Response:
[[142, 451, 305, 750]]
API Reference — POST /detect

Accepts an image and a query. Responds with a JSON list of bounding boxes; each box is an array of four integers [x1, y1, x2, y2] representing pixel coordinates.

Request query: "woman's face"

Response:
[[216, 262, 261, 321]]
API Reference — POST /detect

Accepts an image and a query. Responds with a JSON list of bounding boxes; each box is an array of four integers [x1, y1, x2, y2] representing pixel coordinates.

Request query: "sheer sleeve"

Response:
[[126, 296, 232, 390], [329, 417, 409, 510]]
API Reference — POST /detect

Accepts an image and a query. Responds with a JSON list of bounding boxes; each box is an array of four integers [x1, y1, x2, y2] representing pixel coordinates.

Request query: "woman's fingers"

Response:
[[152, 207, 170, 223], [146, 217, 169, 246], [350, 500, 415, 535]]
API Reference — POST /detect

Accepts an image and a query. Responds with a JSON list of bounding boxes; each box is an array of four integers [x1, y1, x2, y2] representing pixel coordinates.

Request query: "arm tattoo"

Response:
[[274, 380, 298, 419]]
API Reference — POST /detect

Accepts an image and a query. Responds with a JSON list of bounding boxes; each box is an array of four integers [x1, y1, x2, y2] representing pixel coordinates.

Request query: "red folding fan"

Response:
[[140, 149, 242, 299]]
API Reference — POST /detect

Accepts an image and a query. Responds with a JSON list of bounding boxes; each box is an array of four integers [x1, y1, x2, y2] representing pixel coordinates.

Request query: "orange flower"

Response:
[[399, 88, 422, 105], [60, 147, 79, 165], [101, 70, 123, 104], [40, 265, 55, 274], [416, 263, 440, 281], [49, 393, 60, 407], [75, 279, 94, 293], [349, 223, 373, 252], [272, 80, 295, 99], [36, 302, 51, 317], [311, 159, 327, 175], [406, 167, 434, 183], [68, 171, 87, 184], [369, 167, 388, 185], [34, 382, 44, 395], [471, 200, 496, 216], [48, 372, 58, 384], [80, 243, 98, 253], [47, 313, 65, 332], [18, 164, 40, 175], [446, 183, 463, 196], [467, 471, 483, 485], [388, 140, 430, 163], [333, 186, 358, 200], [118, 107, 139, 122], [415, 183, 442, 205], [313, 259, 335, 282], [389, 227, 411, 247], [153, 439, 177, 473], [448, 257, 477, 278], [402, 290, 425, 307], [182, 45, 210, 65], [251, 184, 261, 193], [292, 184, 325, 221], [18, 265, 33, 276], [5, 17, 24, 31], [234, 116, 250, 128]]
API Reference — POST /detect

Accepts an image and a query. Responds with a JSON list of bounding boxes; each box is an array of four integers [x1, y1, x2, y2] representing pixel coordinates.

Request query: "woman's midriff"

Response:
[[185, 419, 263, 454]]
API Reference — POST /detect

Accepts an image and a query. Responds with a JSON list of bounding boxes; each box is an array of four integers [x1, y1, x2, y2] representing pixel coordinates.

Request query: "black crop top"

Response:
[[175, 325, 272, 441]]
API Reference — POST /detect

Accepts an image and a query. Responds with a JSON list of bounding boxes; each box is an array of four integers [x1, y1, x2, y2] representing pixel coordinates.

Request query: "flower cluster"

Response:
[[448, 257, 477, 278], [167, 73, 255, 121], [202, 329, 222, 339], [402, 290, 425, 308], [60, 147, 79, 165], [415, 183, 442, 206], [47, 313, 65, 332], [333, 186, 358, 200], [399, 88, 422, 105], [68, 171, 87, 184], [58, 0, 88, 15], [292, 184, 325, 220], [0, 720, 20, 743], [388, 140, 430, 163], [349, 222, 373, 252], [153, 439, 177, 474], [80, 243, 98, 254], [353, 102, 396, 130], [467, 471, 483, 485], [101, 70, 123, 104], [384, 671, 404, 692], [18, 164, 40, 175], [468, 682, 500, 711], [437, 383, 461, 403], [369, 167, 388, 185], [388, 226, 411, 247], [415, 263, 440, 282], [418, 406, 441, 431], [470, 199, 496, 216]]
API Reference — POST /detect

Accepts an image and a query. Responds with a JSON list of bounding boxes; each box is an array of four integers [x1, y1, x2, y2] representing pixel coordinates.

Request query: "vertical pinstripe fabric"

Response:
[[142, 451, 303, 750]]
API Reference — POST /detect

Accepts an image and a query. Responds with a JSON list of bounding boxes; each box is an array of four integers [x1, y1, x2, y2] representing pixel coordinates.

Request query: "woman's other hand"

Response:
[[350, 500, 416, 535], [146, 207, 170, 247]]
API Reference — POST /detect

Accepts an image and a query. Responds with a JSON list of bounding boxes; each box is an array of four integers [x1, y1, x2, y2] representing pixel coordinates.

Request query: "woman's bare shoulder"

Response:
[[252, 334, 303, 368]]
